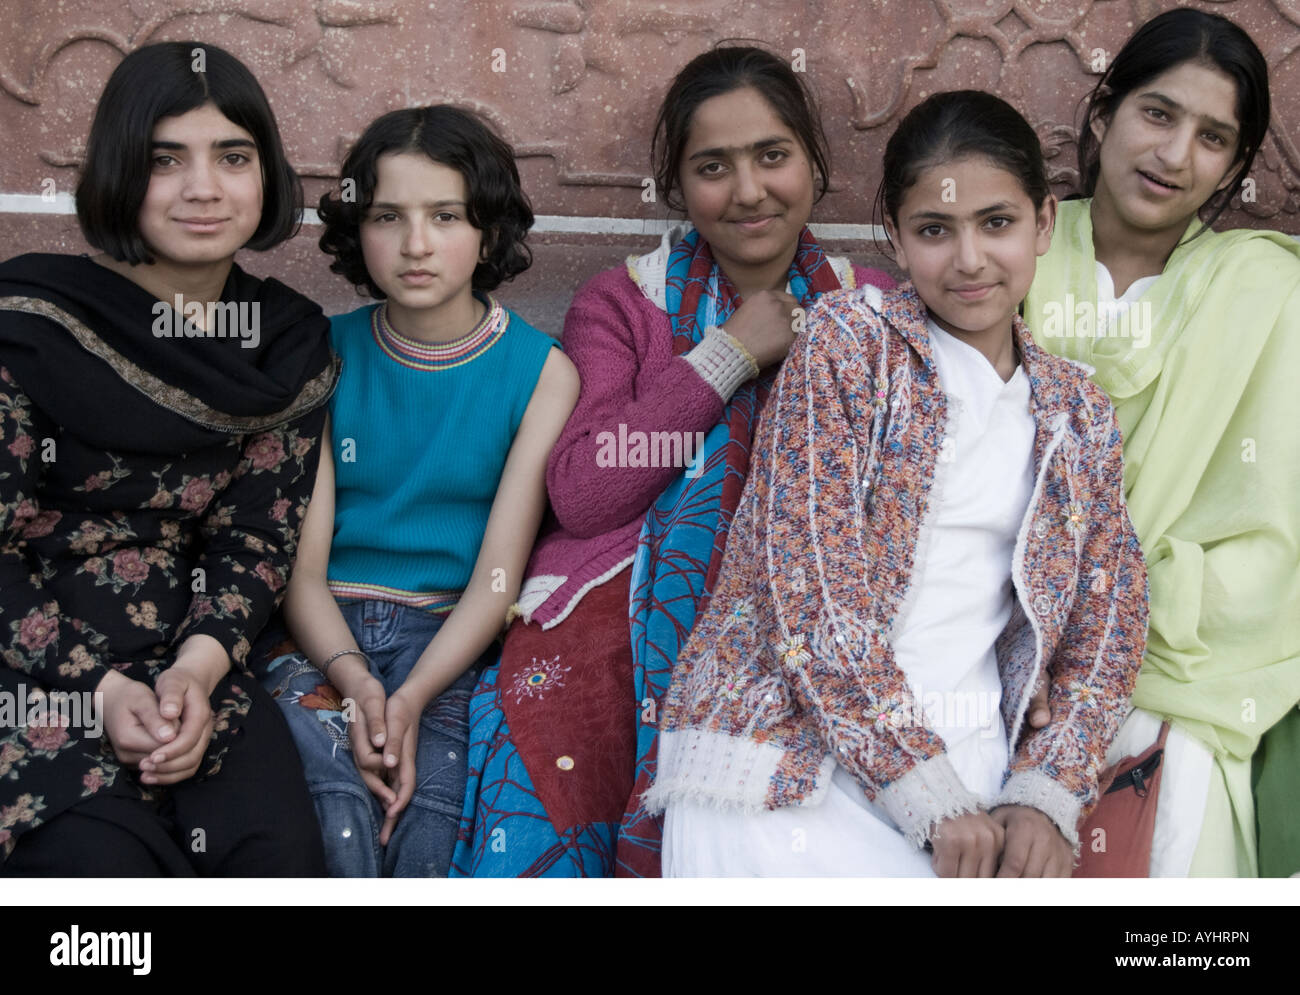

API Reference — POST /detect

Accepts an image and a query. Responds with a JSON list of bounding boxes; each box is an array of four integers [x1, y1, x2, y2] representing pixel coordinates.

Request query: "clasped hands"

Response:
[[97, 634, 227, 786], [927, 669, 1070, 877], [928, 805, 1073, 878], [328, 660, 421, 847]]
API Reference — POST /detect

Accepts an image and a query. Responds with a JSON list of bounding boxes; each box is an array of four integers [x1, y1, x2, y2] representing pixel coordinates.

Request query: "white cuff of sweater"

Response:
[[994, 769, 1085, 852], [683, 325, 759, 401], [872, 752, 984, 848]]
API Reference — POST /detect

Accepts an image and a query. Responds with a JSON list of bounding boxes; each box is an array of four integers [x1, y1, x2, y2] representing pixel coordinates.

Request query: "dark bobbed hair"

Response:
[[874, 90, 1050, 249], [1077, 8, 1269, 231], [76, 41, 301, 265], [318, 106, 533, 298], [651, 43, 832, 213]]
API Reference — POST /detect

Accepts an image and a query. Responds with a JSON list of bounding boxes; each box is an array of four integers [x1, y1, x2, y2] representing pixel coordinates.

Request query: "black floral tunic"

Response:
[[0, 254, 337, 862]]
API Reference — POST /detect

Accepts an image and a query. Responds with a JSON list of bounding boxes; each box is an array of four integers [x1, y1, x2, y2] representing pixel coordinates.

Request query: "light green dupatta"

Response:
[[1025, 198, 1300, 876]]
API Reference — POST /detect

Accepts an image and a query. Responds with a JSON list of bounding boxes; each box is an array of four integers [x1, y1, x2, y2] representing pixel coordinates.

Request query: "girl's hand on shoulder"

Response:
[[990, 805, 1073, 878], [98, 670, 169, 767], [377, 686, 422, 846], [721, 289, 801, 369], [929, 810, 1006, 878]]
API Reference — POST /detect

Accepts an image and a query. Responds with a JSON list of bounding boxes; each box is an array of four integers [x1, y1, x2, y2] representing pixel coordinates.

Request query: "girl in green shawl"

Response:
[[1025, 8, 1300, 876]]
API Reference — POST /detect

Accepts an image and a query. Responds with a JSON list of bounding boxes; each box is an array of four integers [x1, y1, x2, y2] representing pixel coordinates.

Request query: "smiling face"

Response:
[[138, 102, 264, 269], [359, 152, 484, 334], [887, 155, 1054, 343], [1090, 60, 1243, 237], [677, 86, 816, 293]]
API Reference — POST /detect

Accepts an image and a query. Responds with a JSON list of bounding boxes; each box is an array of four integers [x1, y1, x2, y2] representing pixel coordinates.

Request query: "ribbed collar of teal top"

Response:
[[370, 293, 507, 371]]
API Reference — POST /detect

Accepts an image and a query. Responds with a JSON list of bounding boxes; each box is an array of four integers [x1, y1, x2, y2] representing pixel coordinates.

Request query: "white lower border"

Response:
[[0, 192, 886, 241]]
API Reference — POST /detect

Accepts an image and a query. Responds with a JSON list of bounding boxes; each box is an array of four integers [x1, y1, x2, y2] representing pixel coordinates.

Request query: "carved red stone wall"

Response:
[[2, 0, 1296, 330]]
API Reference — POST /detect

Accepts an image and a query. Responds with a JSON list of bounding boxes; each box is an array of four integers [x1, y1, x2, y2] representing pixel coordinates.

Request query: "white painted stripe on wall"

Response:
[[532, 214, 671, 235], [0, 193, 889, 239], [3, 192, 1295, 242], [1, 192, 78, 214], [530, 216, 894, 240]]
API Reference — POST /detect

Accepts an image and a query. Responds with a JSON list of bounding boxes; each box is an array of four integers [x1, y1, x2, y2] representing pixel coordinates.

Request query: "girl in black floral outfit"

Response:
[[0, 42, 337, 875]]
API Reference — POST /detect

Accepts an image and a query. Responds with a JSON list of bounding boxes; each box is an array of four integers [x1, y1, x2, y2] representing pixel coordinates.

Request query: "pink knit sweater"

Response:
[[517, 258, 894, 629]]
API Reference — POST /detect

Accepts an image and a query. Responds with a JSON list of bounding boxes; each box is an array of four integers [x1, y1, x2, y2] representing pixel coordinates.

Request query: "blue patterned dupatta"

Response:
[[616, 226, 845, 875]]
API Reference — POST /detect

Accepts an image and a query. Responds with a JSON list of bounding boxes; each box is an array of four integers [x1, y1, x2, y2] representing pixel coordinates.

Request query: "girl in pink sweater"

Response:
[[450, 45, 893, 876]]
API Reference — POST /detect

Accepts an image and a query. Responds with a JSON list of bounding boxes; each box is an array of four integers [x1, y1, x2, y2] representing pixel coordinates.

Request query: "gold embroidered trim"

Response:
[[0, 296, 339, 433]]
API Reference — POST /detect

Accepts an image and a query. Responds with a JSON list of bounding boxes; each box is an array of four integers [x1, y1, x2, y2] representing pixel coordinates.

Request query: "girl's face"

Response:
[[138, 102, 264, 268], [887, 156, 1054, 342], [677, 86, 815, 283], [1090, 60, 1242, 235], [360, 152, 483, 321]]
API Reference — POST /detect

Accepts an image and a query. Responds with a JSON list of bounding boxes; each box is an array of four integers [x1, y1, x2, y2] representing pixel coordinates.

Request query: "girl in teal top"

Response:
[[258, 106, 578, 876]]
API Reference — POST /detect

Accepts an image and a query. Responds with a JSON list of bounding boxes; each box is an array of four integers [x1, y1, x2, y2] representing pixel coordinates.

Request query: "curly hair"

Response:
[[319, 106, 533, 297]]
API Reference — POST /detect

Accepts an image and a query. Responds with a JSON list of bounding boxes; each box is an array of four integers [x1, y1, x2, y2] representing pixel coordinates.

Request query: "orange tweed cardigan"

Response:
[[645, 283, 1149, 849]]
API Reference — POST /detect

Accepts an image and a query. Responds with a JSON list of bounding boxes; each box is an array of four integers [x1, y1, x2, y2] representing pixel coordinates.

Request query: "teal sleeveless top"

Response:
[[326, 295, 556, 612]]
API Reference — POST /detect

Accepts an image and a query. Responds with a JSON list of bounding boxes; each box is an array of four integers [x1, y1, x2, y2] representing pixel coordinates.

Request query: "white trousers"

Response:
[[663, 730, 1006, 877]]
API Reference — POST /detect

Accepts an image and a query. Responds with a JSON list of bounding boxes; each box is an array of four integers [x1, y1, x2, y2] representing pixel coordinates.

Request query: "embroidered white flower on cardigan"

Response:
[[776, 634, 811, 668], [1066, 682, 1099, 706]]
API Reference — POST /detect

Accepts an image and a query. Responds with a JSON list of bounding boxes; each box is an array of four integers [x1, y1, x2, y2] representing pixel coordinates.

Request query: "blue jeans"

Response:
[[262, 600, 494, 877]]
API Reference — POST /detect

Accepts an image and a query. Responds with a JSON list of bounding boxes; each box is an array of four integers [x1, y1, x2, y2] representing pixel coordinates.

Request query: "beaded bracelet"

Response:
[[320, 648, 371, 680]]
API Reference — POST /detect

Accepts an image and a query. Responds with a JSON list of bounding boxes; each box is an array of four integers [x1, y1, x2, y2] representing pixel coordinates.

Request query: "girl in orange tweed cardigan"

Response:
[[645, 91, 1149, 877]]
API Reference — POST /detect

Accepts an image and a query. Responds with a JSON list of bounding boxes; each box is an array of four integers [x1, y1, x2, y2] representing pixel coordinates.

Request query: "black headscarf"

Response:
[[0, 253, 338, 452]]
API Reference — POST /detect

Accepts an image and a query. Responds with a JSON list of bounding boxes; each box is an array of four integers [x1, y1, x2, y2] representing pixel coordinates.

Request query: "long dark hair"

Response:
[[318, 106, 533, 298], [874, 89, 1050, 247], [1077, 8, 1269, 229], [651, 43, 831, 212], [76, 41, 301, 265]]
